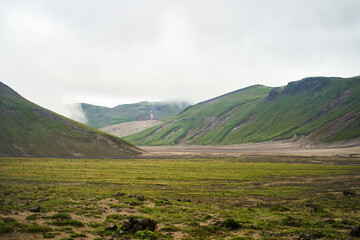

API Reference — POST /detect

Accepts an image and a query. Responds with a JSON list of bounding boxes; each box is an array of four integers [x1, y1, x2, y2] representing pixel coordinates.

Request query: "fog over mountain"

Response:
[[1, 0, 359, 117]]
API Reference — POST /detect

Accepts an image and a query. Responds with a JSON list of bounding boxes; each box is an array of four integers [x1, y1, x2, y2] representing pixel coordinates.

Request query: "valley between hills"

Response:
[[141, 141, 360, 159], [1, 76, 360, 240]]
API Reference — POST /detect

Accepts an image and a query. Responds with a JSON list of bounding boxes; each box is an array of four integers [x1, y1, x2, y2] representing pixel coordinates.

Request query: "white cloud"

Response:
[[63, 103, 88, 123], [0, 0, 359, 116]]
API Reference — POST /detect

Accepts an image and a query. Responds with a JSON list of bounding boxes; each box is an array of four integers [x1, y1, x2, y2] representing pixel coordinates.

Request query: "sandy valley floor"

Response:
[[141, 141, 360, 158]]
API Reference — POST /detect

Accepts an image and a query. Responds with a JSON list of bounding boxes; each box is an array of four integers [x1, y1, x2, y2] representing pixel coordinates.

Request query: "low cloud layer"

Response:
[[1, 0, 359, 116]]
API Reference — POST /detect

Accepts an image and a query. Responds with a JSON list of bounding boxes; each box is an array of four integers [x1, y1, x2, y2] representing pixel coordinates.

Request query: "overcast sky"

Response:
[[1, 0, 359, 117]]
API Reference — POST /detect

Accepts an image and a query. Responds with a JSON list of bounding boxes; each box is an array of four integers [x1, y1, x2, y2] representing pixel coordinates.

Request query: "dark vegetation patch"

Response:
[[50, 219, 84, 227], [223, 218, 241, 229], [0, 220, 52, 234]]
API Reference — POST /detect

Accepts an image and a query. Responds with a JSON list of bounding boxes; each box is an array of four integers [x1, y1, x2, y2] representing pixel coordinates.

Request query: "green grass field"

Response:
[[1, 157, 360, 239]]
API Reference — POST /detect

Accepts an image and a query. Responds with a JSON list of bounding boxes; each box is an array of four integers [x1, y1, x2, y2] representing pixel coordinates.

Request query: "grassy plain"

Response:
[[0, 156, 360, 239]]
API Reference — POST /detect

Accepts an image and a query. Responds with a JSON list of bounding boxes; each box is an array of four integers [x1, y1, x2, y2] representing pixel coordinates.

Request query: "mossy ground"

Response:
[[0, 156, 359, 239]]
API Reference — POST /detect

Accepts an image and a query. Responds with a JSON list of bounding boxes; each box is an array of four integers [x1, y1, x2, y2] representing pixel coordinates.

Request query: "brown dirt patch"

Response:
[[100, 120, 163, 137]]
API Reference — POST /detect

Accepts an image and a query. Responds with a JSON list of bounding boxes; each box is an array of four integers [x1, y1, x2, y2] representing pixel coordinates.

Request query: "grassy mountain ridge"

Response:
[[125, 76, 360, 145], [0, 82, 143, 157], [81, 101, 189, 129]]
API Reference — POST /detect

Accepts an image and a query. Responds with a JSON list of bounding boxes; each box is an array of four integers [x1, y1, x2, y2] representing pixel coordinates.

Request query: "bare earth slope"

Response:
[[0, 82, 143, 157], [100, 120, 163, 137]]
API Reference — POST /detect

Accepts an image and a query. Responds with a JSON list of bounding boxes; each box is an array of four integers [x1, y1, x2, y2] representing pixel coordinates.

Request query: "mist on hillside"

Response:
[[64, 103, 88, 124]]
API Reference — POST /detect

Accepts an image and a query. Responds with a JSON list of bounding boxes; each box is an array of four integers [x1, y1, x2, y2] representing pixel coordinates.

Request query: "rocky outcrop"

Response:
[[283, 77, 329, 95], [266, 87, 281, 101], [120, 217, 157, 233]]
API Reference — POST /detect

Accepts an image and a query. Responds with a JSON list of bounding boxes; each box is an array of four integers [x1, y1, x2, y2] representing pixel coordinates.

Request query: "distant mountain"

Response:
[[80, 101, 189, 129], [125, 76, 360, 146], [100, 120, 163, 137], [0, 82, 143, 157]]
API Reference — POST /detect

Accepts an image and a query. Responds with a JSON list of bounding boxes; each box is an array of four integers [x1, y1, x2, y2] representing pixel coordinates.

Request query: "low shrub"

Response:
[[26, 223, 52, 233], [134, 230, 157, 240], [26, 214, 41, 220], [223, 218, 241, 230], [48, 213, 71, 220]]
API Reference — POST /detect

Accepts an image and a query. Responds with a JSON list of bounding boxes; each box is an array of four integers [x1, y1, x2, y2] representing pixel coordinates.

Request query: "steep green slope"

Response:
[[125, 85, 272, 145], [82, 101, 189, 129], [0, 82, 143, 157], [125, 76, 360, 145]]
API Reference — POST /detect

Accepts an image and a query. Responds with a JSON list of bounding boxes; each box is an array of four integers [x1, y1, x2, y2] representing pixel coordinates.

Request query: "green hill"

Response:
[[125, 76, 360, 145], [0, 82, 143, 157], [81, 101, 189, 129]]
